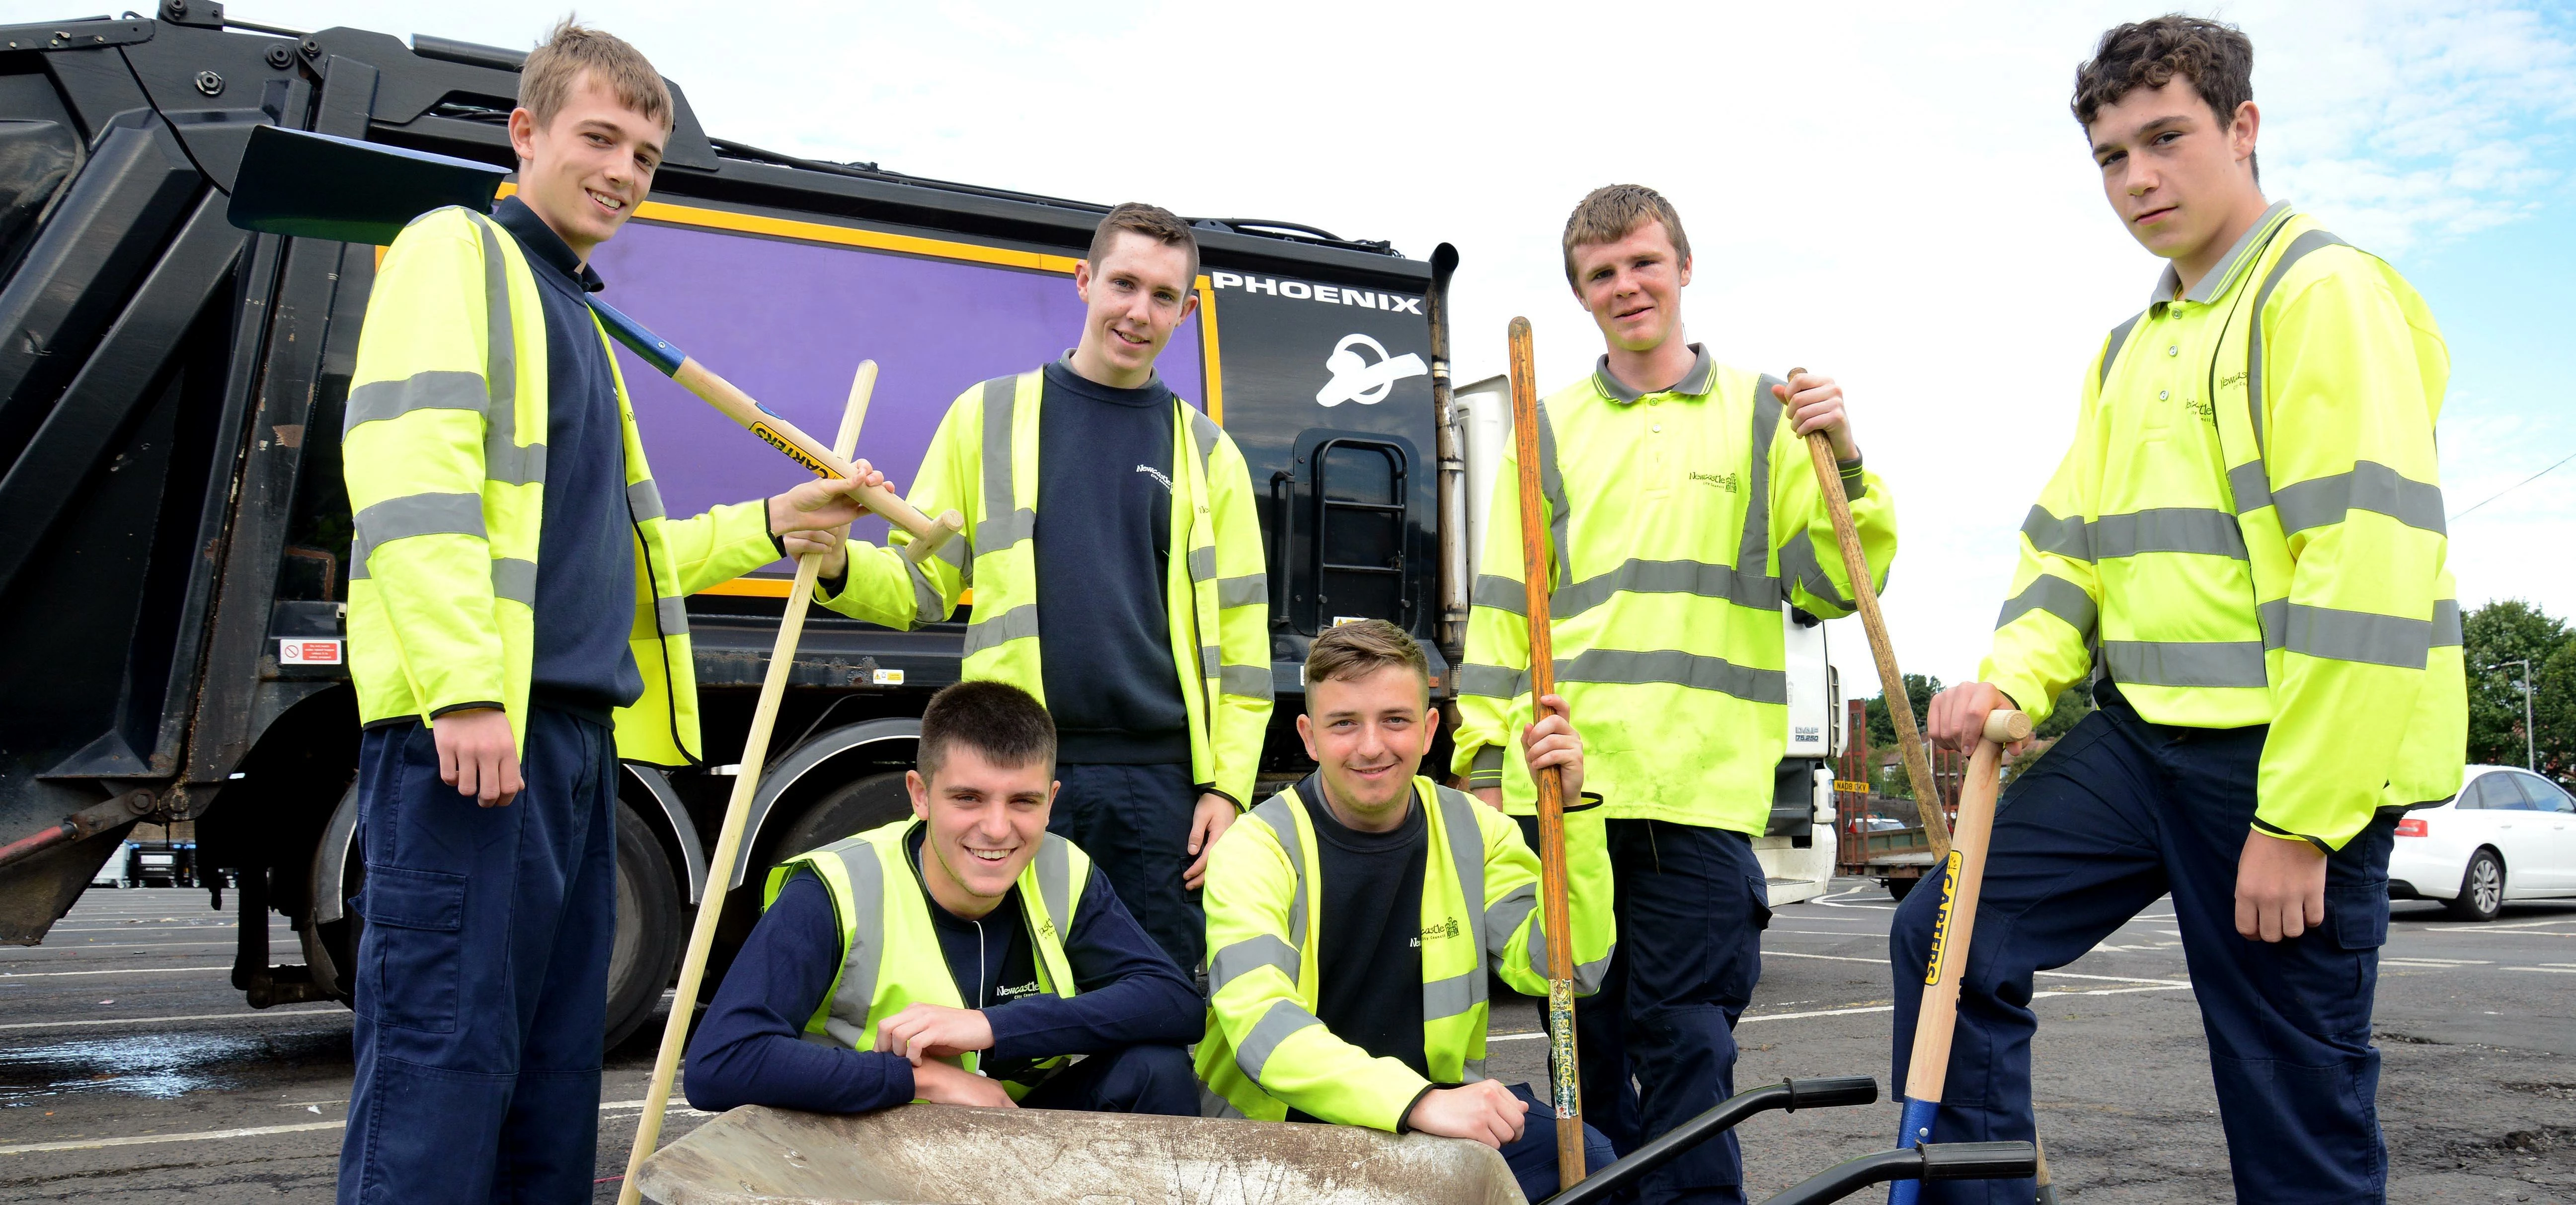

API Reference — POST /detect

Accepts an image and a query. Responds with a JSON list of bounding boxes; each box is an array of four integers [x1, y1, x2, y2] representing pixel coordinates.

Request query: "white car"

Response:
[[2387, 765, 2576, 921]]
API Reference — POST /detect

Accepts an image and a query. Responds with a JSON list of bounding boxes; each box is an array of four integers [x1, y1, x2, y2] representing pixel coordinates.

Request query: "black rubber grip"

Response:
[[1920, 1141, 2039, 1181], [1783, 1075, 1877, 1111]]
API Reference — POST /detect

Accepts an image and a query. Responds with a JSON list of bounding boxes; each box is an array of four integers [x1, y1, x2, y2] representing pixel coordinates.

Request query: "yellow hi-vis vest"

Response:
[[343, 206, 779, 764], [816, 370, 1273, 804], [1983, 204, 2465, 850], [766, 819, 1090, 1100], [1197, 777, 1614, 1128], [1453, 347, 1895, 831]]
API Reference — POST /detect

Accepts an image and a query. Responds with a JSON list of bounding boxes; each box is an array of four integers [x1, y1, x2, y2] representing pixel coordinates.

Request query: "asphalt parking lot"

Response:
[[3, 882, 2569, 1203]]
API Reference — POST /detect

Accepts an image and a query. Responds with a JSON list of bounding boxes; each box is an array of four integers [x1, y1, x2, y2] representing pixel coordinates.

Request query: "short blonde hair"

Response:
[[1561, 184, 1691, 288], [1305, 620, 1429, 705], [520, 16, 673, 132]]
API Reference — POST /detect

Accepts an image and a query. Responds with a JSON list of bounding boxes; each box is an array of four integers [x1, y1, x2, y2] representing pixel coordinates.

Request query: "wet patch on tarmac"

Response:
[[0, 1028, 351, 1104]]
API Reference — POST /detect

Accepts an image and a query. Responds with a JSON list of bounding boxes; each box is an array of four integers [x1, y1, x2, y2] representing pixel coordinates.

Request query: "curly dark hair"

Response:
[[2071, 14, 2255, 132]]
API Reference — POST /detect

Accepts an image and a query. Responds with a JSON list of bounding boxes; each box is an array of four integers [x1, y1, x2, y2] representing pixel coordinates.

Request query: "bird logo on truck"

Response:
[[1315, 332, 1427, 407]]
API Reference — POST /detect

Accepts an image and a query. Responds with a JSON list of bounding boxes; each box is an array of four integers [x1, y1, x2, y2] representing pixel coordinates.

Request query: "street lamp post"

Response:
[[2500, 658, 2536, 772]]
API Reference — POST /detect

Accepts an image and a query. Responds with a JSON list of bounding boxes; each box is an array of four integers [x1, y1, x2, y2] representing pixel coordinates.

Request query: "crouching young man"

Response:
[[686, 681, 1203, 1115], [1198, 620, 1618, 1202]]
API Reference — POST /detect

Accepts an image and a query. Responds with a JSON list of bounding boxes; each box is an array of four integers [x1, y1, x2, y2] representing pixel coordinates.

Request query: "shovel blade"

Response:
[[227, 125, 508, 244]]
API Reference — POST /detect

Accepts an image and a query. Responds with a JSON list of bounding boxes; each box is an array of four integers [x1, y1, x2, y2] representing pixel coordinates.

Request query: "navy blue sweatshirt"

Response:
[[683, 826, 1202, 1114], [1031, 357, 1190, 765], [489, 197, 642, 722]]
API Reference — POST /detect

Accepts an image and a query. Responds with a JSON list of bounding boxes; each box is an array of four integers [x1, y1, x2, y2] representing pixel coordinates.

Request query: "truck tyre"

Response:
[[761, 771, 913, 870], [2443, 848, 2504, 923], [605, 800, 683, 1050], [1883, 877, 1914, 902]]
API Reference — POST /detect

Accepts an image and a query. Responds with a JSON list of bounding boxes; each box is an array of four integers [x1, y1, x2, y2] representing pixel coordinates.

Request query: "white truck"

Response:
[[1449, 376, 1845, 903]]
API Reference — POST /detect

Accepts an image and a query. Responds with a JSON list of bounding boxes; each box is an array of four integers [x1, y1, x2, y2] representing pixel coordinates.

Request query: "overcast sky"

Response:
[[26, 0, 2568, 697]]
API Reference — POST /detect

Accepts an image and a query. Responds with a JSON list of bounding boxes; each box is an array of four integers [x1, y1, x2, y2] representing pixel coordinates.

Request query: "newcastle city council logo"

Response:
[[1315, 333, 1427, 407]]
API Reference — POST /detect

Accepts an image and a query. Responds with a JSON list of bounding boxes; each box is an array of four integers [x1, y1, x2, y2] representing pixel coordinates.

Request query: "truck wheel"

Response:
[[1883, 877, 1914, 902], [761, 771, 914, 870], [605, 800, 683, 1050], [2442, 848, 2504, 922]]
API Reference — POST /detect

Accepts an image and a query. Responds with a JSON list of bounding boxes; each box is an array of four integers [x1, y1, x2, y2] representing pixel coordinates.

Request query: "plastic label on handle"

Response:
[[1923, 849, 1961, 986], [1548, 981, 1580, 1119], [752, 423, 832, 478]]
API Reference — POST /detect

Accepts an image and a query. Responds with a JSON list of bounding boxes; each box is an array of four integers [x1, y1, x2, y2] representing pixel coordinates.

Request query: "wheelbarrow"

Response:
[[633, 1075, 2035, 1205]]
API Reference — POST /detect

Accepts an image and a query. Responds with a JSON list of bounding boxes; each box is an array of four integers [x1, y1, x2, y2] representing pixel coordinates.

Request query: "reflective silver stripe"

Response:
[[1187, 406, 1224, 473], [1484, 882, 1537, 962], [1252, 796, 1306, 948], [1555, 647, 1788, 706], [1456, 663, 1521, 699], [490, 558, 537, 606], [906, 558, 944, 626], [2280, 603, 2435, 669], [1737, 378, 1782, 607], [1209, 933, 1299, 994], [465, 214, 541, 488], [1520, 901, 1610, 992], [820, 841, 886, 1048], [2258, 598, 2288, 651], [2101, 312, 2144, 391], [1200, 644, 1223, 680], [1995, 575, 2097, 637], [1237, 998, 1324, 1085], [2021, 506, 2091, 560], [1776, 539, 1851, 612], [2227, 460, 2272, 514], [1188, 546, 1217, 581], [1472, 573, 1527, 615], [655, 595, 690, 637], [978, 376, 1018, 554], [1221, 664, 1273, 700], [2246, 230, 2349, 455], [2090, 508, 2247, 560], [1216, 573, 1266, 608], [2102, 640, 2268, 689], [963, 602, 1039, 656], [1551, 557, 1777, 620], [625, 479, 667, 522], [2433, 599, 2463, 646], [1033, 835, 1072, 937], [344, 370, 484, 433], [1534, 399, 1569, 585], [1423, 970, 1482, 1021], [977, 508, 1035, 551], [352, 492, 486, 565], [2271, 461, 2446, 537], [1463, 1058, 1487, 1084], [1467, 745, 1504, 787]]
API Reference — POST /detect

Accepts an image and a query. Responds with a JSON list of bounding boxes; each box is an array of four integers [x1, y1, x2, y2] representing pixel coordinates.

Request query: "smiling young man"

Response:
[[1200, 621, 1617, 1204], [788, 205, 1269, 975], [1900, 16, 2463, 1203], [684, 681, 1201, 1117], [1453, 186, 1894, 1205], [335, 21, 875, 1205]]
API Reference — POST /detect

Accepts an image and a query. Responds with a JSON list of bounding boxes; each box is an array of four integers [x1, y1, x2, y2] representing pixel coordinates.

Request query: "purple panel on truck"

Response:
[[589, 217, 1207, 578]]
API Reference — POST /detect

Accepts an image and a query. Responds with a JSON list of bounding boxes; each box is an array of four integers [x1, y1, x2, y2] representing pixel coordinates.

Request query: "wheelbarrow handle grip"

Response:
[[1757, 1142, 2039, 1205], [1537, 1077, 1879, 1205]]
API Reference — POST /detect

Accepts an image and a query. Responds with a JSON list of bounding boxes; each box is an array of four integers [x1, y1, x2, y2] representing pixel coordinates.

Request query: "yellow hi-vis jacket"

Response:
[[767, 819, 1091, 1100], [343, 207, 779, 764], [1197, 777, 1614, 1128], [1453, 347, 1895, 832], [817, 369, 1273, 804], [1983, 204, 2465, 850]]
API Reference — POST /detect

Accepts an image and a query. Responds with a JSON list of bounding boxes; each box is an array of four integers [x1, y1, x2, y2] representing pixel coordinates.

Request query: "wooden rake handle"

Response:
[[1780, 367, 1951, 859], [614, 361, 880, 1205]]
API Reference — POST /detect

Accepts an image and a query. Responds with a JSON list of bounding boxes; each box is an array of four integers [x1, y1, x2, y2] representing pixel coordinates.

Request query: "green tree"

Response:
[[2462, 599, 2569, 768], [2531, 639, 2576, 781], [1864, 674, 1942, 750], [2033, 685, 2096, 739]]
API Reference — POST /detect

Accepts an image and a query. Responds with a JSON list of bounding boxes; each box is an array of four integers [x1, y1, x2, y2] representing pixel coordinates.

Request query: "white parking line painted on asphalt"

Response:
[[0, 1007, 343, 1032], [1767, 951, 1882, 964], [2034, 970, 2188, 985], [1745, 1004, 1897, 1022], [2505, 966, 2576, 973], [2031, 983, 2193, 999], [2423, 918, 2576, 932], [1, 940, 239, 951], [0, 965, 229, 979], [0, 1096, 705, 1156], [2381, 958, 2493, 966]]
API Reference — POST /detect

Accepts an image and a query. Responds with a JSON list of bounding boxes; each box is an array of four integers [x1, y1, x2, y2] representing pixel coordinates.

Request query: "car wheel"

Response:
[[2443, 848, 2504, 922]]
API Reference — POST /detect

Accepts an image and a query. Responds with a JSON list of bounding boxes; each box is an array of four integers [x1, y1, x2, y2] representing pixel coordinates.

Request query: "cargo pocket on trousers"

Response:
[[2325, 884, 2389, 951], [359, 865, 467, 1034], [1745, 874, 1774, 932]]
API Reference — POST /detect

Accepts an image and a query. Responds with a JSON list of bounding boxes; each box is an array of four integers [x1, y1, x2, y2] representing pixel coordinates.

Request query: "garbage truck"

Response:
[[0, 7, 1844, 1045]]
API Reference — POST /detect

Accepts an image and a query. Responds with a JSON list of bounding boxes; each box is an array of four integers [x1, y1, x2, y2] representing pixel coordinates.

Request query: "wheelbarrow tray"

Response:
[[636, 1103, 1527, 1205]]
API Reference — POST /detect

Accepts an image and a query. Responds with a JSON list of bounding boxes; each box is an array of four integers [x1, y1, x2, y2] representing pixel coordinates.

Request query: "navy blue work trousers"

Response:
[[1888, 699, 2397, 1205], [1047, 761, 1205, 972], [338, 709, 620, 1205], [1500, 1081, 1621, 1204], [1526, 816, 1771, 1205], [1018, 1044, 1200, 1115]]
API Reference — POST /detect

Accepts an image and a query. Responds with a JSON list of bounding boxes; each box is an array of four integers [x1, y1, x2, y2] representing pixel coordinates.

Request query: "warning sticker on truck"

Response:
[[279, 639, 343, 665]]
